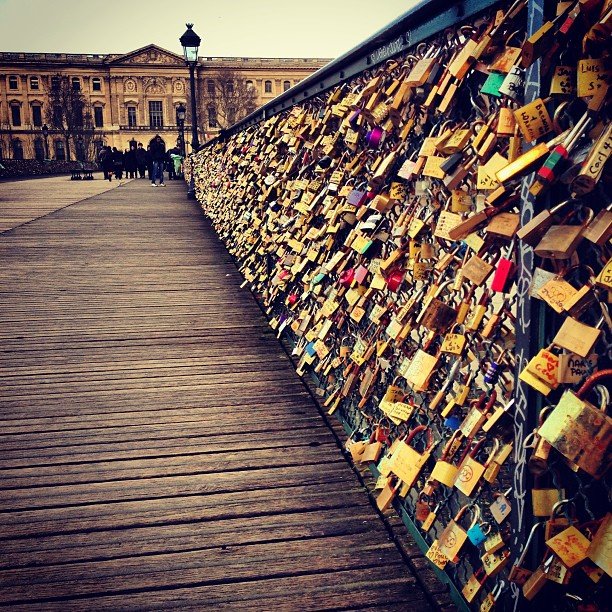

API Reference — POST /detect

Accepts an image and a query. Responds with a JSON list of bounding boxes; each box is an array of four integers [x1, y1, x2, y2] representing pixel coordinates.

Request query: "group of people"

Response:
[[98, 136, 183, 186]]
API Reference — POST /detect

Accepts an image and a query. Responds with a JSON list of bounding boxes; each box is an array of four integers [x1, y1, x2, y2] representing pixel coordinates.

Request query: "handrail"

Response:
[[203, 0, 499, 147]]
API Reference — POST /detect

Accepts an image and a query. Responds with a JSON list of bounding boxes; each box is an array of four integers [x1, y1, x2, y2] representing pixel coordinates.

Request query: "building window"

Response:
[[283, 80, 291, 92], [53, 105, 62, 127], [246, 80, 254, 90], [127, 106, 137, 128], [51, 76, 60, 90], [93, 106, 104, 128], [148, 101, 163, 128], [31, 104, 43, 127], [208, 106, 218, 128], [30, 76, 40, 90], [227, 107, 236, 125], [207, 79, 215, 95], [34, 138, 45, 161], [71, 77, 80, 91], [12, 139, 24, 160], [264, 80, 272, 93], [10, 104, 21, 126], [226, 80, 234, 94], [55, 139, 66, 161], [92, 77, 102, 92], [8, 75, 18, 90]]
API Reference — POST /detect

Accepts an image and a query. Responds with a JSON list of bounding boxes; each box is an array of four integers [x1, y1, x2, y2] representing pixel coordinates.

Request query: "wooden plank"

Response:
[[0, 179, 430, 608]]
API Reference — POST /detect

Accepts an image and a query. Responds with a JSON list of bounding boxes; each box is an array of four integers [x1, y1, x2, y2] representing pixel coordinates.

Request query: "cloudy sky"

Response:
[[0, 0, 419, 58]]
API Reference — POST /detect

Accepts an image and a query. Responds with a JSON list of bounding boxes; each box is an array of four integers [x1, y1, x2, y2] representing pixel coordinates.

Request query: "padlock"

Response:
[[462, 567, 487, 603], [508, 522, 544, 585], [438, 504, 481, 561], [386, 424, 435, 491], [534, 206, 594, 260], [454, 438, 500, 497], [429, 430, 464, 487], [544, 500, 574, 540], [489, 488, 512, 524], [531, 473, 565, 517], [479, 580, 505, 611], [467, 512, 492, 546], [523, 555, 554, 600], [538, 371, 612, 477], [490, 238, 517, 293]]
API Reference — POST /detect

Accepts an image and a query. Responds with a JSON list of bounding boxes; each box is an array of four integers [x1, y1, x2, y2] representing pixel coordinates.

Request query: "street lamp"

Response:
[[176, 103, 186, 158], [179, 23, 201, 151], [41, 124, 49, 159], [179, 23, 201, 199]]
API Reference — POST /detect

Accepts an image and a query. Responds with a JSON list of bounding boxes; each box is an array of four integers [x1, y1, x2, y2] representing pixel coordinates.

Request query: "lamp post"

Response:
[[41, 124, 49, 160], [176, 103, 186, 158], [179, 23, 201, 151], [180, 23, 201, 199]]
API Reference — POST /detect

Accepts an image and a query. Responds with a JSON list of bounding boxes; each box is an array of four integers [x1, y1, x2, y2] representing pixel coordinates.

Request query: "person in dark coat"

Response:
[[135, 143, 147, 179], [112, 147, 124, 180], [124, 145, 137, 179], [100, 146, 114, 181], [149, 136, 166, 186]]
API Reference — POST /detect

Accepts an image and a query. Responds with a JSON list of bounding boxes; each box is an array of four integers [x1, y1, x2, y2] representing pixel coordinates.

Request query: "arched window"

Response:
[[34, 138, 45, 161], [71, 77, 80, 91], [92, 77, 102, 92], [55, 139, 66, 161], [30, 76, 40, 90], [283, 80, 291, 91], [8, 75, 18, 90], [264, 80, 272, 94], [12, 138, 24, 160]]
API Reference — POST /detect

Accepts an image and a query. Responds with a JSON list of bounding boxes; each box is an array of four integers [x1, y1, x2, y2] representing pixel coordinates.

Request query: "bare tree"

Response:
[[201, 70, 258, 130], [45, 74, 92, 161]]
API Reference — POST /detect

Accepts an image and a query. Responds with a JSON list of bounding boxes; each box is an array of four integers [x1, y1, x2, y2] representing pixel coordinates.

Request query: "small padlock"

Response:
[[438, 504, 481, 561]]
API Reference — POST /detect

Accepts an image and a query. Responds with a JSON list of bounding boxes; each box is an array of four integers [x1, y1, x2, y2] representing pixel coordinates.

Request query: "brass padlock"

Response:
[[534, 207, 594, 260], [508, 522, 544, 586]]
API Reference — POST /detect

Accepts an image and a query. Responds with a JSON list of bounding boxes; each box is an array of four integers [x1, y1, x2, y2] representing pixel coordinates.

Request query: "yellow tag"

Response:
[[596, 257, 612, 290], [426, 539, 450, 569], [422, 156, 446, 179], [514, 98, 553, 142], [537, 277, 578, 313], [546, 526, 591, 568], [434, 211, 462, 240], [550, 65, 576, 95], [441, 333, 467, 355], [577, 59, 609, 98], [464, 232, 485, 253]]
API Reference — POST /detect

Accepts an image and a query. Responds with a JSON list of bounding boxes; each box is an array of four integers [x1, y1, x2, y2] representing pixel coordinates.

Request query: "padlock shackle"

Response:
[[576, 368, 612, 400]]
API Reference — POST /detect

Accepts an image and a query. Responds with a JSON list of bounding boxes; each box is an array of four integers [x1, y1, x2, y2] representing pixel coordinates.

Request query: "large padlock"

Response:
[[429, 430, 464, 487], [537, 371, 612, 477], [386, 425, 435, 490], [534, 207, 594, 260]]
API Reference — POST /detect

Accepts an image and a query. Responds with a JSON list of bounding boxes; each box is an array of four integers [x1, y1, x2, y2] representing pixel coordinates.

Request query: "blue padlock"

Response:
[[467, 520, 490, 546], [444, 415, 462, 430]]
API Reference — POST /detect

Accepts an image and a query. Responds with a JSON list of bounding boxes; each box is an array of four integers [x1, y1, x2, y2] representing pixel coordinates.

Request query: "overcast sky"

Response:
[[0, 0, 419, 58]]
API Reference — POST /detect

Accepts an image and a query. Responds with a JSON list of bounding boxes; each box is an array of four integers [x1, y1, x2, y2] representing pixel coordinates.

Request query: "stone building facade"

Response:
[[0, 45, 328, 160]]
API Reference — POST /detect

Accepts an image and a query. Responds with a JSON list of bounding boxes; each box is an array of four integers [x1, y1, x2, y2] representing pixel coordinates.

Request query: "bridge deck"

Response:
[[0, 178, 432, 610]]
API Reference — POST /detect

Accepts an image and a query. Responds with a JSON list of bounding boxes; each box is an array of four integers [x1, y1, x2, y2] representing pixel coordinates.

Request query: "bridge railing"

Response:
[[189, 1, 612, 609]]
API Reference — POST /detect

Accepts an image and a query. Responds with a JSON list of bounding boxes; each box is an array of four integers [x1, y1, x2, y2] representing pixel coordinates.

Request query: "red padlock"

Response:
[[491, 238, 517, 293]]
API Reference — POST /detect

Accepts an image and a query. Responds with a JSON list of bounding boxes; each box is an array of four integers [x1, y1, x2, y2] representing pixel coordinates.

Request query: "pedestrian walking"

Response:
[[100, 146, 114, 181], [150, 136, 166, 187], [135, 143, 147, 178], [112, 147, 124, 180]]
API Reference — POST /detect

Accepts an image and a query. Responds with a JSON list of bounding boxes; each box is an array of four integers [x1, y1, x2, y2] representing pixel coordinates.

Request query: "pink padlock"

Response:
[[366, 127, 384, 148], [339, 268, 355, 287]]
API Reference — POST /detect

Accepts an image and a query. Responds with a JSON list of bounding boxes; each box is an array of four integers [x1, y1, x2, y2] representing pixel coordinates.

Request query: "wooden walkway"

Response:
[[0, 179, 432, 610]]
